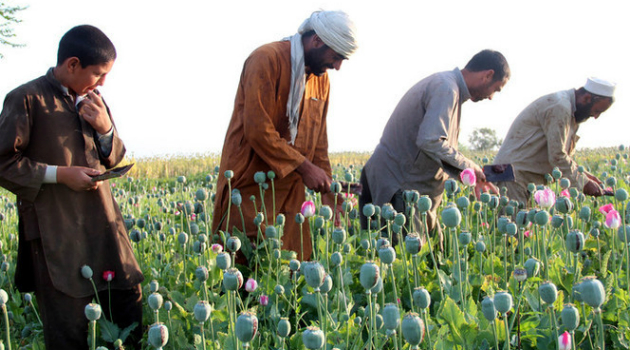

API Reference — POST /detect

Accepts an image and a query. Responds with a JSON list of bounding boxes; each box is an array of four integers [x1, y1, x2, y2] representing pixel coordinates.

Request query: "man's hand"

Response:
[[583, 179, 604, 197], [296, 159, 331, 193], [57, 166, 102, 192], [79, 91, 112, 134], [585, 172, 603, 185], [473, 165, 499, 199]]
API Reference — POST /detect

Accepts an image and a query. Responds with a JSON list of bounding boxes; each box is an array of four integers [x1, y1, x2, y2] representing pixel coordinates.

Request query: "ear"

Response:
[[64, 57, 81, 73], [484, 69, 495, 82]]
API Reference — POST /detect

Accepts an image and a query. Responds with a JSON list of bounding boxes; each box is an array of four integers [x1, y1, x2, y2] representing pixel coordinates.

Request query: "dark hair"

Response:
[[464, 49, 510, 82], [57, 25, 116, 67], [576, 87, 614, 103]]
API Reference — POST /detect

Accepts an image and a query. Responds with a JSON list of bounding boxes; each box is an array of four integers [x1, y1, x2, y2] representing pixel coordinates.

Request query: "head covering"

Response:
[[284, 10, 358, 145], [584, 77, 616, 98]]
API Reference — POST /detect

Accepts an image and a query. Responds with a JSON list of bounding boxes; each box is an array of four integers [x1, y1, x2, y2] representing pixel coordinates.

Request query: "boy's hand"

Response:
[[57, 166, 102, 191], [79, 91, 112, 134]]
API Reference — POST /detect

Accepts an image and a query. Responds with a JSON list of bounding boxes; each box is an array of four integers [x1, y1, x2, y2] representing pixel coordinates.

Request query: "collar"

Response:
[[45, 67, 86, 106], [453, 68, 472, 103]]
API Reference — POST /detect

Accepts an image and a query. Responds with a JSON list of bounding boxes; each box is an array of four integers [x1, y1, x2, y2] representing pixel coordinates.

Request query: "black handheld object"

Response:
[[90, 163, 134, 182], [483, 164, 515, 182]]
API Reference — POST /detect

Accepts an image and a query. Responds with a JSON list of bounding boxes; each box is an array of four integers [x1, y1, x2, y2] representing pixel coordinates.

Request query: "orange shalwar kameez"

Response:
[[212, 41, 332, 262]]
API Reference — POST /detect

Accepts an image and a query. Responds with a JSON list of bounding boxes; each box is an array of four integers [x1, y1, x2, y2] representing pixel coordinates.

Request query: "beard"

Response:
[[304, 46, 333, 76], [574, 101, 593, 124]]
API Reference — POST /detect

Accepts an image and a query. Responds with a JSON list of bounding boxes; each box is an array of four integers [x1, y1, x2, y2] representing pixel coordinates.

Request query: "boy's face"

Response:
[[67, 59, 114, 96]]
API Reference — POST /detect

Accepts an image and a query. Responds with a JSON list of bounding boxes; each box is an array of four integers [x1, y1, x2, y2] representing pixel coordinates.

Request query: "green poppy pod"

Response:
[[579, 277, 606, 309], [456, 196, 470, 209], [534, 210, 550, 226], [494, 291, 513, 314], [561, 304, 580, 331], [289, 259, 300, 271], [382, 303, 401, 330], [579, 206, 591, 222], [417, 196, 432, 213], [488, 196, 500, 209], [444, 179, 459, 195], [378, 245, 397, 265], [405, 233, 422, 255], [313, 216, 325, 229], [193, 300, 212, 323], [195, 266, 209, 282], [330, 181, 342, 194], [606, 176, 617, 187], [618, 225, 630, 244], [177, 232, 188, 245], [216, 252, 231, 270], [148, 323, 169, 349], [506, 223, 518, 236], [527, 183, 536, 193], [401, 312, 425, 347], [84, 303, 102, 321], [513, 268, 528, 282], [235, 311, 258, 344], [302, 326, 325, 350], [276, 213, 285, 226], [148, 292, 164, 310], [362, 203, 376, 218], [265, 226, 278, 239], [149, 280, 159, 293], [441, 205, 462, 228], [342, 200, 353, 212], [566, 230, 585, 253], [295, 213, 305, 224], [394, 212, 406, 226], [302, 261, 326, 291], [226, 236, 242, 252], [539, 281, 558, 304], [331, 252, 343, 267], [555, 197, 574, 214], [527, 208, 537, 223], [230, 190, 242, 206], [381, 203, 396, 221], [360, 238, 371, 251], [319, 205, 333, 221], [177, 175, 186, 184], [475, 240, 486, 253], [524, 258, 541, 278], [545, 173, 554, 184], [320, 274, 333, 294], [473, 202, 482, 212], [360, 262, 380, 291], [332, 227, 346, 245], [253, 171, 266, 184], [81, 265, 94, 279], [274, 284, 285, 295], [277, 317, 291, 338], [551, 215, 564, 229], [590, 228, 600, 238], [569, 187, 579, 198], [405, 190, 420, 203], [481, 296, 497, 321], [459, 231, 472, 245], [505, 205, 515, 216], [164, 301, 172, 312], [616, 188, 629, 202], [559, 177, 571, 189], [552, 167, 562, 180], [371, 276, 384, 294], [413, 287, 431, 309], [223, 268, 243, 291]]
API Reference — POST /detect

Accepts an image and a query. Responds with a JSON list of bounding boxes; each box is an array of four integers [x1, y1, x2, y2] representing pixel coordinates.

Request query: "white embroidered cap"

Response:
[[584, 77, 616, 97]]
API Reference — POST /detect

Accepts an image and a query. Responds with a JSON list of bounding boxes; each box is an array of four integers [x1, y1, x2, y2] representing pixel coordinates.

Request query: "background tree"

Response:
[[468, 127, 502, 151], [0, 2, 26, 58]]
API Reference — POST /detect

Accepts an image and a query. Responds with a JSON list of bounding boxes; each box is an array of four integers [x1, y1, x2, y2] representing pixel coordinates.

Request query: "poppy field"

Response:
[[1, 148, 630, 349]]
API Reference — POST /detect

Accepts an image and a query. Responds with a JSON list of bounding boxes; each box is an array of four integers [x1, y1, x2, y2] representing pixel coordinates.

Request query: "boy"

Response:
[[0, 25, 143, 349]]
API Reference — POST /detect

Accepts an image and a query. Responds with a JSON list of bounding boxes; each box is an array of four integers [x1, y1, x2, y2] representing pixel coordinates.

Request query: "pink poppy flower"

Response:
[[523, 230, 531, 238], [102, 270, 115, 282], [301, 200, 316, 218], [599, 203, 615, 215], [259, 294, 269, 306], [211, 244, 223, 254], [245, 278, 258, 292], [605, 209, 621, 229], [534, 188, 556, 209], [460, 168, 477, 186], [560, 189, 570, 197], [558, 331, 571, 350]]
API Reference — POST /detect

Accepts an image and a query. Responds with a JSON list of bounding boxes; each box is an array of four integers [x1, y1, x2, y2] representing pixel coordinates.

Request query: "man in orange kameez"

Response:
[[212, 11, 358, 262]]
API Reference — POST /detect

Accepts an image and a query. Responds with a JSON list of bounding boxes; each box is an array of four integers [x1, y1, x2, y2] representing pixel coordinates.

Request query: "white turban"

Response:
[[284, 10, 357, 145]]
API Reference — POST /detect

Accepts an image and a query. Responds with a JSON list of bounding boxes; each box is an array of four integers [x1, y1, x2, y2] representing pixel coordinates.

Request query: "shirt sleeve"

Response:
[[415, 82, 476, 173], [540, 106, 589, 189], [0, 90, 47, 201], [241, 49, 306, 179], [311, 98, 332, 177], [96, 126, 114, 158]]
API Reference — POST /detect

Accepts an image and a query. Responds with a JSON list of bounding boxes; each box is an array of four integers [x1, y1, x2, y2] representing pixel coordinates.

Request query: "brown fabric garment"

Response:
[[0, 69, 143, 298], [212, 41, 332, 262]]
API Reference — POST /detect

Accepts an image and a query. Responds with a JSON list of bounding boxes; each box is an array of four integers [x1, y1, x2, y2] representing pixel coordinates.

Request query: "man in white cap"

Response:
[[213, 10, 357, 262], [494, 77, 616, 205]]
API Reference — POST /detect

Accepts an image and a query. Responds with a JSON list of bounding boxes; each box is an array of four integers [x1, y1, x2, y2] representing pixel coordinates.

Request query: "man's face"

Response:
[[470, 76, 508, 102], [575, 96, 613, 123], [67, 60, 114, 96], [305, 44, 345, 76]]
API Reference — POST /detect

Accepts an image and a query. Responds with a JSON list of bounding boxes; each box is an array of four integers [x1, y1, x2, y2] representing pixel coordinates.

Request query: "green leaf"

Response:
[[98, 318, 120, 343]]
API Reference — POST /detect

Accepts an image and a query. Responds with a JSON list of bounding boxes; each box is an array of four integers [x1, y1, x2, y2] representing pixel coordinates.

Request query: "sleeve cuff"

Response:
[[96, 127, 114, 156], [44, 165, 58, 184]]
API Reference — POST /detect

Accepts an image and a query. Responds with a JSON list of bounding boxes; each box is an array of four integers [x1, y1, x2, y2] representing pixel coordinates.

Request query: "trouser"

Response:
[[28, 238, 143, 350]]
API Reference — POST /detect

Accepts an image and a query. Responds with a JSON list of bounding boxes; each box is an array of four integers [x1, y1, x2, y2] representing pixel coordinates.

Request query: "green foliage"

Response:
[[468, 127, 502, 151]]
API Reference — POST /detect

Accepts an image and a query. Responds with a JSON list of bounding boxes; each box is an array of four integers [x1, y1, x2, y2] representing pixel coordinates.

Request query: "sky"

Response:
[[0, 0, 628, 158]]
